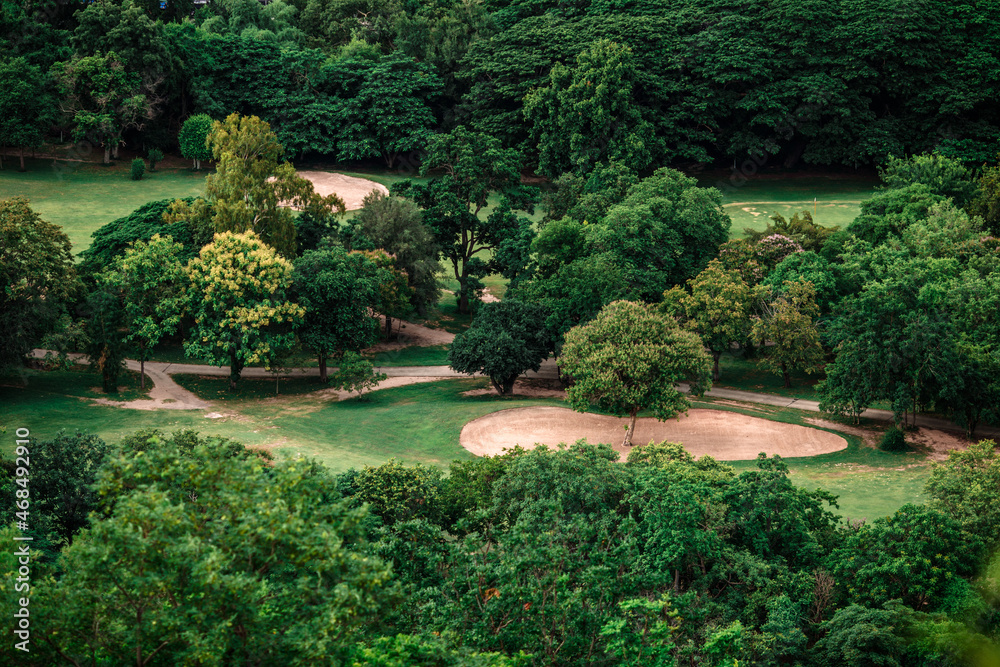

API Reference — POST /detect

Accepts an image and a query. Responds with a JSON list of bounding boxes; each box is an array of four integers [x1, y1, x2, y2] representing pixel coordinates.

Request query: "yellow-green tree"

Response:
[[168, 114, 345, 256], [751, 280, 825, 388], [185, 231, 304, 389], [560, 300, 712, 447], [664, 259, 764, 381]]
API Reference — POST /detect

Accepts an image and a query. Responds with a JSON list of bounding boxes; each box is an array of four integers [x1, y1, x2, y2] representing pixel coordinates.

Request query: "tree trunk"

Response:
[[385, 315, 393, 339], [712, 351, 721, 381], [19, 146, 25, 172], [140, 358, 146, 390], [319, 353, 328, 383], [495, 375, 516, 395], [781, 362, 791, 388], [112, 143, 119, 159], [104, 146, 111, 165], [623, 409, 638, 447], [229, 352, 242, 391]]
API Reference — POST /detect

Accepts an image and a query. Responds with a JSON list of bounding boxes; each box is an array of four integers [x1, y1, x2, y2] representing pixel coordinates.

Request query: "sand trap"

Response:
[[298, 171, 389, 210], [460, 407, 847, 460]]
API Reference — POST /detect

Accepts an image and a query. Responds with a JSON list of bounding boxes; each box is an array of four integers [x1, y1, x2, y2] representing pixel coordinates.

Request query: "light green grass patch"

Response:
[[0, 160, 207, 254]]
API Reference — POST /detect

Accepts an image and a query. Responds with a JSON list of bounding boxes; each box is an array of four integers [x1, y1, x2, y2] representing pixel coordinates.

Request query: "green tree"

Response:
[[185, 231, 304, 389], [345, 190, 441, 316], [50, 51, 152, 164], [448, 300, 552, 395], [292, 243, 382, 383], [925, 440, 1000, 549], [102, 234, 186, 389], [743, 210, 839, 253], [170, 113, 346, 257], [968, 159, 1000, 236], [751, 280, 825, 388], [559, 300, 712, 447], [178, 113, 213, 170], [83, 284, 129, 393], [586, 168, 731, 301], [0, 197, 78, 372], [878, 152, 978, 209], [0, 56, 51, 171], [30, 442, 393, 666], [392, 127, 537, 314], [664, 260, 763, 381], [524, 39, 658, 177]]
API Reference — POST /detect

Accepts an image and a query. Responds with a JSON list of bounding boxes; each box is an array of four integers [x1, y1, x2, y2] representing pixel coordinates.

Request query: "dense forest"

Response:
[[2, 0, 1000, 171]]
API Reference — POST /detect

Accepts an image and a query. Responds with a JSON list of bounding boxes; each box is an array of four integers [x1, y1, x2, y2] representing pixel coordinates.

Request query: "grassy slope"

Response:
[[0, 158, 207, 254]]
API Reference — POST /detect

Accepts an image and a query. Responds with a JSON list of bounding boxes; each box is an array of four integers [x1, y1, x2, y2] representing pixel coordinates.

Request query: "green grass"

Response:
[[0, 159, 207, 254], [366, 344, 450, 367], [172, 374, 329, 401], [696, 171, 879, 238], [713, 354, 822, 401]]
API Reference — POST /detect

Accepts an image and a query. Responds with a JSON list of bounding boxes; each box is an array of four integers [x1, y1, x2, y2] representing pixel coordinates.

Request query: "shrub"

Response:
[[129, 158, 145, 181], [880, 427, 908, 452], [147, 148, 163, 171]]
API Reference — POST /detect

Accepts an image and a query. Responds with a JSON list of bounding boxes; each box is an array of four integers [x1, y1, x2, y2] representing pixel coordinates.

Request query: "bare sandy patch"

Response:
[[804, 418, 881, 447], [298, 171, 388, 210], [460, 407, 847, 460], [905, 427, 971, 461]]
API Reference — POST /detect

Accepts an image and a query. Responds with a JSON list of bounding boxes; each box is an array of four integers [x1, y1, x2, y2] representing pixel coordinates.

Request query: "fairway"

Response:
[[698, 171, 879, 237], [0, 158, 207, 254]]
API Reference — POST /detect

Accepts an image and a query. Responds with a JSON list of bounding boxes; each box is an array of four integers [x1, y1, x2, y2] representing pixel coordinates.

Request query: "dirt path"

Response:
[[460, 407, 848, 460]]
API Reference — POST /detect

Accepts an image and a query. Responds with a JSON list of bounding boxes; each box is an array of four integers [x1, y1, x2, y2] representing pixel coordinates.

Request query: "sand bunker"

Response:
[[298, 171, 389, 210], [460, 407, 848, 460]]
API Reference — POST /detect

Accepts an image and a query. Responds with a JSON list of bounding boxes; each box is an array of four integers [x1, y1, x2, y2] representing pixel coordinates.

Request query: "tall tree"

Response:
[[292, 243, 382, 383], [178, 113, 213, 170], [50, 51, 153, 164], [168, 114, 345, 256], [184, 231, 304, 389], [524, 39, 658, 177], [448, 300, 552, 395], [559, 300, 712, 447], [0, 57, 51, 171], [392, 127, 537, 314], [102, 234, 187, 389], [0, 197, 79, 372], [750, 280, 825, 388]]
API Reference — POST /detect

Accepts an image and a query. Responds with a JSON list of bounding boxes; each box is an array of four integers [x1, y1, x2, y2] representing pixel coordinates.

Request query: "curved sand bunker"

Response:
[[298, 171, 389, 210], [460, 407, 847, 460]]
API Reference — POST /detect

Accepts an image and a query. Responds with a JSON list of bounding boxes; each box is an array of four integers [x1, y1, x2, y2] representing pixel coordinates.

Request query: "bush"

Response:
[[880, 427, 908, 452], [147, 148, 163, 171], [129, 158, 145, 181]]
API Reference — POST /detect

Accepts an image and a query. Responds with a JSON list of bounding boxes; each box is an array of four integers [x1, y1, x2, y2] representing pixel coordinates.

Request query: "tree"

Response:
[[185, 231, 304, 389], [524, 39, 658, 177], [345, 190, 441, 316], [83, 284, 129, 393], [29, 441, 394, 666], [169, 114, 346, 257], [664, 260, 763, 381], [178, 113, 213, 170], [751, 280, 825, 388], [586, 168, 731, 301], [925, 440, 1000, 549], [0, 56, 51, 171], [0, 197, 78, 372], [743, 210, 839, 253], [969, 159, 1000, 236], [50, 51, 153, 164], [292, 243, 382, 383], [448, 300, 552, 395], [392, 127, 537, 314], [878, 153, 978, 209], [329, 351, 387, 398], [559, 300, 712, 447], [102, 235, 186, 389]]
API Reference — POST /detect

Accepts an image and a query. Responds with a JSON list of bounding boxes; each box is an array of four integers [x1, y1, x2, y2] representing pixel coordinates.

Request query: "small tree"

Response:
[[448, 300, 552, 395], [560, 300, 712, 447], [751, 280, 825, 388], [146, 148, 163, 171], [185, 231, 304, 389], [330, 352, 387, 399], [102, 235, 186, 389], [83, 286, 128, 393], [129, 157, 144, 180], [178, 113, 213, 170]]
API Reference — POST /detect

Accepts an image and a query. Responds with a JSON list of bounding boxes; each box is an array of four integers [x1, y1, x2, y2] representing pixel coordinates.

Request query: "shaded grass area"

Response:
[[367, 344, 450, 367], [692, 397, 929, 520], [172, 374, 328, 401], [714, 354, 822, 401], [0, 159, 207, 254]]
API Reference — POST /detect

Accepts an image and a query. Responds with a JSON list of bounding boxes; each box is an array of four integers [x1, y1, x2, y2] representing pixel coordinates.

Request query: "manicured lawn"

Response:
[[0, 158, 207, 254]]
